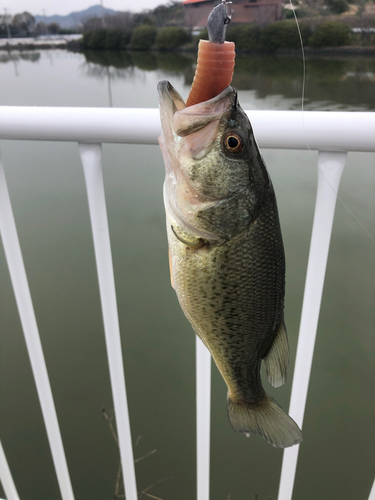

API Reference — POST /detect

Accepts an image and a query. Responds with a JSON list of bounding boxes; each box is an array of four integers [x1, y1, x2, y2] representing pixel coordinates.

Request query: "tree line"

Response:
[[0, 2, 185, 38], [0, 11, 76, 37], [1, 0, 374, 49], [80, 18, 375, 52]]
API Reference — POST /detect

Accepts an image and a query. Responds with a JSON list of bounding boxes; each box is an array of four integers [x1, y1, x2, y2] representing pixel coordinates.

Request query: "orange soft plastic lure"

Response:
[[186, 40, 235, 108]]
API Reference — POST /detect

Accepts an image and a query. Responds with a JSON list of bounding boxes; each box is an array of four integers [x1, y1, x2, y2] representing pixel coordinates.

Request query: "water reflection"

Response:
[[306, 57, 375, 109], [0, 51, 41, 63], [80, 60, 134, 80], [81, 49, 194, 74], [1, 48, 375, 109], [0, 50, 41, 76], [131, 51, 158, 71], [231, 55, 375, 110], [83, 49, 133, 69], [77, 50, 375, 110], [156, 52, 194, 74]]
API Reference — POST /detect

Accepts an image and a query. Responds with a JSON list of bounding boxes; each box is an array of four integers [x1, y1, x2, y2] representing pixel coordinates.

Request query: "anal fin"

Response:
[[263, 321, 289, 388]]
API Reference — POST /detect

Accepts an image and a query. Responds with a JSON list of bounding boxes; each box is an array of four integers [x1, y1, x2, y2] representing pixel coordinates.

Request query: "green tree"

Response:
[[35, 21, 47, 35], [47, 22, 60, 34], [152, 1, 184, 28], [104, 29, 123, 49], [309, 21, 351, 47], [226, 24, 261, 50], [130, 25, 157, 50], [83, 29, 107, 49], [324, 0, 349, 14], [156, 27, 191, 49], [119, 30, 132, 49], [12, 11, 35, 36], [261, 20, 311, 51]]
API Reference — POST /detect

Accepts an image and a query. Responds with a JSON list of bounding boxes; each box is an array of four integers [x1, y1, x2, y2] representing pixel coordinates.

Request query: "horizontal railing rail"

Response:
[[0, 107, 375, 151], [0, 107, 374, 500]]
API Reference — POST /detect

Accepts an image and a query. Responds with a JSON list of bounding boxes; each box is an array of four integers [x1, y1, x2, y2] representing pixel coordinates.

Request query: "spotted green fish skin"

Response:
[[158, 81, 302, 448]]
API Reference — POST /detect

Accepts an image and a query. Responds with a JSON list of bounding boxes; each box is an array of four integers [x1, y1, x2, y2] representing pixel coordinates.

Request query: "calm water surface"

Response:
[[0, 50, 374, 500]]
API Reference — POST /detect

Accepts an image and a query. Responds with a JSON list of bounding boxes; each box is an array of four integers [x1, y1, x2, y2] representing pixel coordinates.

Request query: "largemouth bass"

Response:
[[158, 81, 303, 448]]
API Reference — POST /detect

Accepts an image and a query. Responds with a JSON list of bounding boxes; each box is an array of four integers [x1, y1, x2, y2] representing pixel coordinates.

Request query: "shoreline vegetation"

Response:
[[1, 1, 374, 54], [76, 18, 375, 52], [1, 19, 374, 55]]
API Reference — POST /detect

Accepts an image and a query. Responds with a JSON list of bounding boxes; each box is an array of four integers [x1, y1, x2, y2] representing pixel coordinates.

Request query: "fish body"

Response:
[[158, 81, 302, 448]]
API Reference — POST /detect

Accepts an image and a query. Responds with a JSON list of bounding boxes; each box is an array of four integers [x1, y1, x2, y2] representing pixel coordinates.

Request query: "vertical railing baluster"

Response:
[[278, 151, 347, 500], [369, 477, 375, 500], [196, 337, 211, 500], [0, 152, 75, 500], [0, 441, 20, 500], [78, 143, 137, 500]]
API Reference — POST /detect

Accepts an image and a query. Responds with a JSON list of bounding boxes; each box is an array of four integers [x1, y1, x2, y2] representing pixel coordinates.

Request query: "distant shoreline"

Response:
[[0, 42, 67, 51], [1, 39, 375, 56], [274, 45, 375, 55], [0, 35, 81, 52]]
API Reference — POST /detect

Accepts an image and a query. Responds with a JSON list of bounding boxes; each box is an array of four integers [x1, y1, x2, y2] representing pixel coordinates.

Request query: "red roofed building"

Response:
[[183, 0, 282, 28]]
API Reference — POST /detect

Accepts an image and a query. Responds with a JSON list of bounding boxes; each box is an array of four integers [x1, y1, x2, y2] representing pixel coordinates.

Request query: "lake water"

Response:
[[0, 49, 374, 500]]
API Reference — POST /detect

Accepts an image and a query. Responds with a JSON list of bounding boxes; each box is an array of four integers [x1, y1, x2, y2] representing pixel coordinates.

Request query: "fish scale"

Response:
[[168, 195, 283, 395]]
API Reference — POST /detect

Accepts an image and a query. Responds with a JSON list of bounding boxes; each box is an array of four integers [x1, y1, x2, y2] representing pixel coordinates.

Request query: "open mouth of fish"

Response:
[[158, 80, 237, 142]]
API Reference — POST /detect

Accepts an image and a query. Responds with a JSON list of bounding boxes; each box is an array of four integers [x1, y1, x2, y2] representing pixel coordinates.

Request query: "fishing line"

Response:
[[317, 166, 375, 245], [290, 3, 375, 246], [289, 0, 310, 152]]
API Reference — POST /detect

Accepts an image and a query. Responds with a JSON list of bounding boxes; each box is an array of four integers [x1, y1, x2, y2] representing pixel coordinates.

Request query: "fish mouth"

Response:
[[157, 81, 186, 128], [158, 80, 236, 138]]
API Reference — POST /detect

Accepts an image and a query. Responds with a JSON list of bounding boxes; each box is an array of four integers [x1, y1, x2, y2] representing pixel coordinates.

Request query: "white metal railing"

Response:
[[0, 107, 374, 500]]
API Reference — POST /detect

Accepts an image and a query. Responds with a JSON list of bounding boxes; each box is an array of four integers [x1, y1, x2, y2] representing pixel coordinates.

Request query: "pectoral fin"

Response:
[[263, 321, 289, 388]]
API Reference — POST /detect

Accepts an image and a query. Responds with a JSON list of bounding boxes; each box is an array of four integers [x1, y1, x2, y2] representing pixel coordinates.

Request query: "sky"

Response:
[[0, 0, 166, 17]]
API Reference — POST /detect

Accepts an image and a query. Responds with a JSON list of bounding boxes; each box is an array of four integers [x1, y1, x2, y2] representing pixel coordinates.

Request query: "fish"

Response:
[[157, 80, 303, 448]]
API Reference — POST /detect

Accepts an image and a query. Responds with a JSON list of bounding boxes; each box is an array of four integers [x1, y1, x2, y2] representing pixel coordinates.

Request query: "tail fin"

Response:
[[227, 394, 303, 448]]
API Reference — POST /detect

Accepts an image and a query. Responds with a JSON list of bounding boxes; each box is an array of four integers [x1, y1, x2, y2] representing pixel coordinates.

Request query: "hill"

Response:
[[34, 4, 122, 29]]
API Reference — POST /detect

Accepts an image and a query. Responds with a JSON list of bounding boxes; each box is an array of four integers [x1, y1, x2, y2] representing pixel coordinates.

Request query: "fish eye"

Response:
[[223, 132, 244, 154]]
